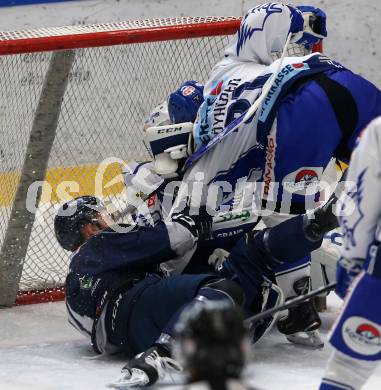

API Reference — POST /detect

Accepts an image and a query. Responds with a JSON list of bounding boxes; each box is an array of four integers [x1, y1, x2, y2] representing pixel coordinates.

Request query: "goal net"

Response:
[[0, 17, 322, 306]]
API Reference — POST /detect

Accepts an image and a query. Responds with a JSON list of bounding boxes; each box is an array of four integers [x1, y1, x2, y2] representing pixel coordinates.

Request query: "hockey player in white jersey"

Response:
[[319, 117, 381, 389], [124, 2, 381, 348], [163, 2, 381, 346]]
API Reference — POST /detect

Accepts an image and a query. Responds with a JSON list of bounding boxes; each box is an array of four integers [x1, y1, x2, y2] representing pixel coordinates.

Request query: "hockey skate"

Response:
[[277, 277, 323, 348], [108, 345, 182, 389]]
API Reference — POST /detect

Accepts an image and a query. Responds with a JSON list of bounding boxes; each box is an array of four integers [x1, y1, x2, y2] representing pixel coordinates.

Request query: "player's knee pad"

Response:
[[198, 279, 245, 307], [320, 350, 379, 390], [274, 257, 311, 299], [251, 280, 284, 344], [310, 230, 342, 290]]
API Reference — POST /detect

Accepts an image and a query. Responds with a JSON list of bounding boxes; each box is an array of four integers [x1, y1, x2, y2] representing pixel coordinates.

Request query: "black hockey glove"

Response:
[[303, 170, 348, 241], [171, 207, 213, 241], [303, 191, 339, 241]]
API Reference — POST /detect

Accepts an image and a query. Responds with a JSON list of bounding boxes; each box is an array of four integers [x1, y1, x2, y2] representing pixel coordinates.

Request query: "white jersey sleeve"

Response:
[[338, 116, 381, 260]]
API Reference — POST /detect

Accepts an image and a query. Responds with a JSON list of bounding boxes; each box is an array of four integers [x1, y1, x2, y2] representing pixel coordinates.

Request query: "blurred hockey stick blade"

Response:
[[244, 282, 336, 328]]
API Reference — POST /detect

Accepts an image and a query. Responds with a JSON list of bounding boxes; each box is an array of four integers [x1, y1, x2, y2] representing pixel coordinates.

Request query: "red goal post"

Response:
[[0, 17, 241, 54], [0, 17, 322, 307]]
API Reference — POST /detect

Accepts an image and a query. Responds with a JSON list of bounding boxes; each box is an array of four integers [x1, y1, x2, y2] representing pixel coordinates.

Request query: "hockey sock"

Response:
[[320, 350, 378, 390], [256, 215, 324, 263]]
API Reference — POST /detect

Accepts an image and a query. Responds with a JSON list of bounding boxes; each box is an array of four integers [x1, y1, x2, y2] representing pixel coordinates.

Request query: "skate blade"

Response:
[[158, 373, 186, 386], [286, 330, 324, 349], [107, 369, 149, 389]]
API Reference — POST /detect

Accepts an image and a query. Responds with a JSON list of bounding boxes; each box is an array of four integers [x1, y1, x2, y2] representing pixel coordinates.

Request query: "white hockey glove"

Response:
[[122, 161, 164, 209]]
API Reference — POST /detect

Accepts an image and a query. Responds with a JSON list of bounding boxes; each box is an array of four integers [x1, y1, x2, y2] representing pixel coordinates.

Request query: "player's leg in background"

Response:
[[309, 159, 344, 309], [310, 228, 342, 298], [263, 209, 342, 340], [310, 159, 344, 291], [319, 270, 381, 390], [263, 177, 342, 308], [262, 213, 312, 299], [216, 209, 337, 342], [262, 211, 323, 346], [319, 117, 381, 389]]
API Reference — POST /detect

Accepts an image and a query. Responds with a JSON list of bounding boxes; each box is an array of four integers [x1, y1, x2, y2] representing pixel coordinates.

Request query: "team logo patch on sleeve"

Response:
[[283, 167, 322, 194], [342, 316, 381, 356]]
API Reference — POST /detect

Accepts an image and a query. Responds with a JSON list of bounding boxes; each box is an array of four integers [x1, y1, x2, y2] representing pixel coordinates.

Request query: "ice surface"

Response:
[[1, 294, 381, 390]]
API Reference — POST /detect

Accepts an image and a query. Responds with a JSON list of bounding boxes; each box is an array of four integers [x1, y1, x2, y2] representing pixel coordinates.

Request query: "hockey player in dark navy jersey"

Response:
[[55, 192, 339, 388]]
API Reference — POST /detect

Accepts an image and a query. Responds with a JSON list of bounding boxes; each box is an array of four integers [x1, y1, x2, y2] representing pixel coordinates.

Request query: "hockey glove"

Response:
[[303, 192, 339, 241], [168, 80, 204, 124], [335, 257, 365, 299], [296, 6, 327, 49], [122, 161, 165, 208], [171, 207, 212, 241]]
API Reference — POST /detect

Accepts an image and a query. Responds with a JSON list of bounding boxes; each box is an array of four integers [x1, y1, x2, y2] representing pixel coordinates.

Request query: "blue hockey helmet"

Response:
[[295, 6, 327, 50], [54, 195, 107, 252], [168, 80, 204, 124]]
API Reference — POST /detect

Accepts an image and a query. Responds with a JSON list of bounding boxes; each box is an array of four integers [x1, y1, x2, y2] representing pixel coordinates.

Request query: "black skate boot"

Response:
[[277, 277, 323, 348]]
